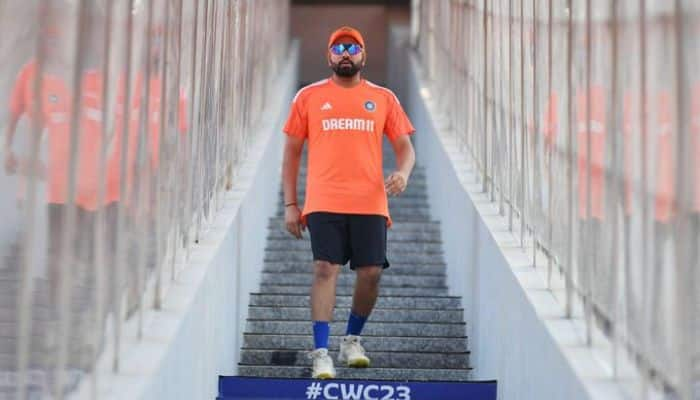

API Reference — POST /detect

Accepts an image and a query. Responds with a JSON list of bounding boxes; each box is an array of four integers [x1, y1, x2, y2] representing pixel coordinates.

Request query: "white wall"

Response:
[[395, 31, 633, 400], [72, 42, 299, 400]]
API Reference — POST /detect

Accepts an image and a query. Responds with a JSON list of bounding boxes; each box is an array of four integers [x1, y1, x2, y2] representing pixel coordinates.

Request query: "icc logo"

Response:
[[364, 100, 376, 112]]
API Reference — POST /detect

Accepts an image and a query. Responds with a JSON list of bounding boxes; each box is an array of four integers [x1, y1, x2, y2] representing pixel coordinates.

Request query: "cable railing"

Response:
[[0, 0, 289, 398], [416, 0, 699, 398]]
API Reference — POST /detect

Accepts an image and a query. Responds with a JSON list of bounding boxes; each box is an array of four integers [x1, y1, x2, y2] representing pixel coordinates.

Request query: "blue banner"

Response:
[[218, 376, 497, 400]]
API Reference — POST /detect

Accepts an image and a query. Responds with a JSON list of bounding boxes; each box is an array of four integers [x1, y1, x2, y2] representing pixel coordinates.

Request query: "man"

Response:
[[282, 26, 416, 379], [3, 22, 118, 307], [3, 6, 121, 375]]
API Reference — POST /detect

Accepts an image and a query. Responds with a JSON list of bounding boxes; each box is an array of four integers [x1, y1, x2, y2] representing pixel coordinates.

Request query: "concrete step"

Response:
[[0, 320, 93, 339], [264, 239, 444, 254], [0, 336, 49, 351], [262, 261, 447, 276], [264, 250, 444, 265], [0, 353, 47, 369], [242, 334, 468, 353], [248, 294, 462, 309], [0, 344, 93, 370], [0, 278, 50, 291], [236, 365, 472, 381], [257, 285, 449, 296], [266, 229, 442, 243], [260, 273, 445, 288], [0, 368, 87, 396], [0, 281, 97, 306], [0, 306, 52, 322], [0, 388, 46, 399], [239, 349, 469, 369], [247, 306, 463, 323], [244, 320, 466, 337]]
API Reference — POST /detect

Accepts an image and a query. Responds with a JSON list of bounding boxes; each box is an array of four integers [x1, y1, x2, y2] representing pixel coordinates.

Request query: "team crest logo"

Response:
[[48, 94, 58, 103], [364, 100, 376, 112]]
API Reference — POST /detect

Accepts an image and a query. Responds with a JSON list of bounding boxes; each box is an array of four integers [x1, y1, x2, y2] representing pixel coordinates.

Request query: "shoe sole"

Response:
[[313, 372, 336, 379], [347, 357, 370, 368]]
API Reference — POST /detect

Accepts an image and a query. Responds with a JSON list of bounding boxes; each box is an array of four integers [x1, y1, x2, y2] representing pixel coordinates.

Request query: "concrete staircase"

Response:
[[237, 140, 472, 381], [0, 240, 96, 398]]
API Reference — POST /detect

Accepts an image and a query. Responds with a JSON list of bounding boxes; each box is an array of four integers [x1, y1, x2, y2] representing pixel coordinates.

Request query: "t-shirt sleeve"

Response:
[[384, 93, 415, 141], [283, 98, 308, 139]]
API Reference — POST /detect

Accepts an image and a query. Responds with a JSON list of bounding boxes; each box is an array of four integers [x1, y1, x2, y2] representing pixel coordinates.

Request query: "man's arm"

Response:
[[283, 134, 306, 238], [385, 134, 416, 196], [5, 64, 29, 175], [4, 113, 21, 174]]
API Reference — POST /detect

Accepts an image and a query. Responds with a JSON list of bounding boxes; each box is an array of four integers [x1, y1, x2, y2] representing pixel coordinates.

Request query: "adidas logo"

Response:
[[321, 102, 332, 111]]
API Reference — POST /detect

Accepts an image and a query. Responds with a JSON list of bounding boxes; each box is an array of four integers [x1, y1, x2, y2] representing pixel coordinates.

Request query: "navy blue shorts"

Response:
[[306, 212, 390, 270]]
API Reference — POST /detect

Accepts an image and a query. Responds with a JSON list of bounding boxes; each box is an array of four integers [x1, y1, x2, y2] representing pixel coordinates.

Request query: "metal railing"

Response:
[[0, 0, 289, 398], [416, 0, 699, 398]]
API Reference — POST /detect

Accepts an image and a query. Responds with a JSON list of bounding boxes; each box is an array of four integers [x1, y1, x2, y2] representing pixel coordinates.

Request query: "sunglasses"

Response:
[[329, 43, 363, 56]]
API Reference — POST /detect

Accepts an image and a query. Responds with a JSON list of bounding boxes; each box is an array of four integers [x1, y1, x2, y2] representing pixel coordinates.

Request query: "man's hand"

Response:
[[385, 171, 408, 196], [4, 149, 18, 175], [285, 204, 306, 239]]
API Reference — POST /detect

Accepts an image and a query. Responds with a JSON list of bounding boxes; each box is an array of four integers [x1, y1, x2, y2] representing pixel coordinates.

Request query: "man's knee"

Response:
[[356, 266, 382, 285], [313, 260, 340, 282]]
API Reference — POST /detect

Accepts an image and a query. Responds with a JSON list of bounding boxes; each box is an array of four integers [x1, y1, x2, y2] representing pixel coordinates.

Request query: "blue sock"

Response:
[[346, 312, 368, 336], [313, 321, 330, 349]]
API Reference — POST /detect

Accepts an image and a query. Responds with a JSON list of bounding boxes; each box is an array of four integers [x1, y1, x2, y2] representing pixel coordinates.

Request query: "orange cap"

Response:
[[328, 26, 365, 50]]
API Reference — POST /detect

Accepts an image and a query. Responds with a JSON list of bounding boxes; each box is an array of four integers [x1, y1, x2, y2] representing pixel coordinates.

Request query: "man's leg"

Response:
[[338, 266, 382, 368], [306, 212, 349, 379], [46, 204, 65, 317], [340, 215, 388, 367], [347, 265, 382, 336], [311, 260, 341, 350]]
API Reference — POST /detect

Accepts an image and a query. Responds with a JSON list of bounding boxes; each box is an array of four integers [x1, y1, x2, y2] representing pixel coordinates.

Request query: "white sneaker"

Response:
[[308, 348, 336, 379], [338, 335, 370, 368]]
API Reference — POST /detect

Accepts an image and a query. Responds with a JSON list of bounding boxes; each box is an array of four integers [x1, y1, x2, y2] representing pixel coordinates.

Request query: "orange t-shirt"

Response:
[[108, 73, 188, 207], [128, 74, 188, 169], [283, 78, 415, 227], [9, 61, 115, 210]]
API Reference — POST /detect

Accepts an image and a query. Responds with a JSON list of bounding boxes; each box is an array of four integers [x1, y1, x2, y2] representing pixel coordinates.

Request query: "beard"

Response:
[[331, 59, 363, 77]]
